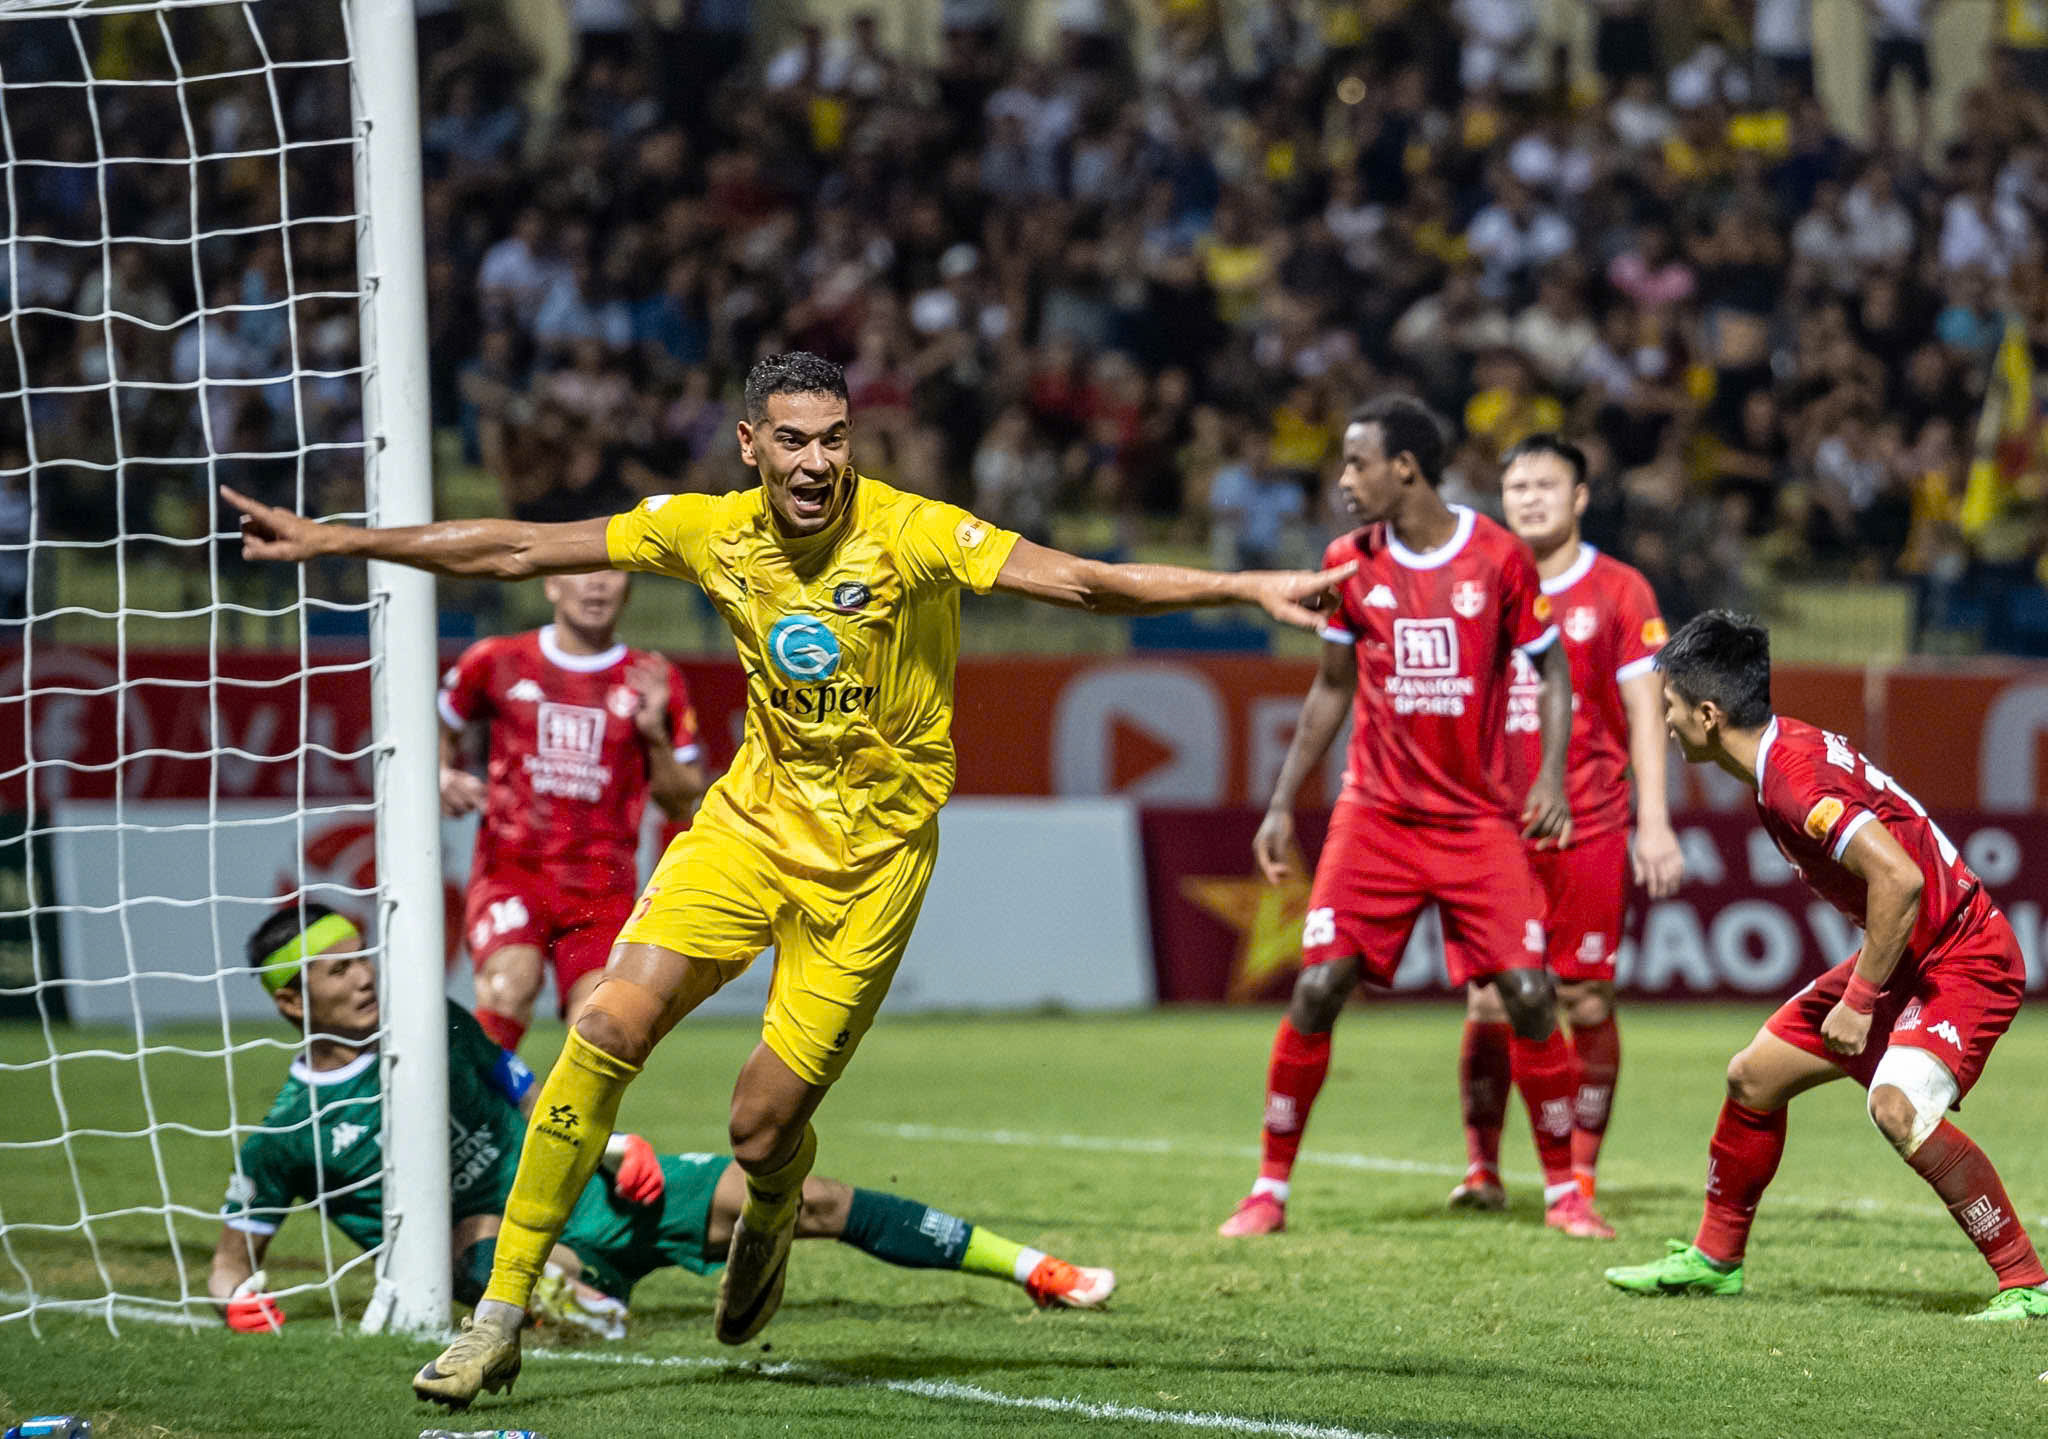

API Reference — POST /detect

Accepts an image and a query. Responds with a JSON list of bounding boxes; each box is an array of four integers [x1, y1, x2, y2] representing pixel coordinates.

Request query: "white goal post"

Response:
[[0, 0, 447, 1336]]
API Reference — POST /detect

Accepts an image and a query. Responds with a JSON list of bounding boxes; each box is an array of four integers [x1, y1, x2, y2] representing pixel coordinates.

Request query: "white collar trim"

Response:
[[539, 624, 627, 674], [1753, 715, 1780, 794], [1541, 543, 1597, 596], [1387, 506, 1475, 570], [289, 1048, 377, 1087]]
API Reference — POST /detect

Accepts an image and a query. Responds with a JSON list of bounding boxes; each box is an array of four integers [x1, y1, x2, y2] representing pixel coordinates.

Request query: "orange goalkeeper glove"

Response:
[[225, 1271, 285, 1333], [609, 1133, 665, 1206]]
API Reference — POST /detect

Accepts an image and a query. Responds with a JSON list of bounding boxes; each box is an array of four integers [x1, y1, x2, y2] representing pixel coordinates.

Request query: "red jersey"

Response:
[[1320, 506, 1560, 825], [438, 625, 702, 896], [1504, 544, 1666, 839], [1754, 715, 1980, 982]]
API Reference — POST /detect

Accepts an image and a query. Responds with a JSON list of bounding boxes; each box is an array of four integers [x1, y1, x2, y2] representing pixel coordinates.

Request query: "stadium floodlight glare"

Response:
[[0, 0, 447, 1337]]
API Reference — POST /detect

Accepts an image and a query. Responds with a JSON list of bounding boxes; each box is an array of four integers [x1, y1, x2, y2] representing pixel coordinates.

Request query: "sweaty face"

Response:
[[1335, 421, 1402, 524], [545, 570, 630, 633], [1663, 679, 1714, 762], [741, 391, 854, 536], [1501, 454, 1583, 552], [288, 951, 379, 1041]]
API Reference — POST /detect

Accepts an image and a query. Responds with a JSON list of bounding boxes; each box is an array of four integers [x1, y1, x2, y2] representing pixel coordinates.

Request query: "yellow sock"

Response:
[[480, 1029, 639, 1309], [959, 1224, 1031, 1282], [738, 1123, 817, 1232]]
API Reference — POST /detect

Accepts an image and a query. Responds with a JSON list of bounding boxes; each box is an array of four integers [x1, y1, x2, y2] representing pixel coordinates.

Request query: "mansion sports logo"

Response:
[[1387, 618, 1474, 716], [537, 703, 606, 763]]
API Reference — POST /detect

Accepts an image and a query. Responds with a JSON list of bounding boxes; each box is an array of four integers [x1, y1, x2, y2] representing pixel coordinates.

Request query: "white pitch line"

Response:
[[529, 1349, 1426, 1439], [0, 1291, 1423, 1439], [856, 1121, 2048, 1228]]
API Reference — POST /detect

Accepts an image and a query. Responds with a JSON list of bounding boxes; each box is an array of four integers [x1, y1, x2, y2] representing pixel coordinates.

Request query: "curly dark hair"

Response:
[[743, 351, 849, 423]]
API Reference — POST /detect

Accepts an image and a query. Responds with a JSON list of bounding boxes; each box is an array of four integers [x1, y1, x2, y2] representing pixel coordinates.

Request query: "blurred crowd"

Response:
[[7, 0, 2048, 647]]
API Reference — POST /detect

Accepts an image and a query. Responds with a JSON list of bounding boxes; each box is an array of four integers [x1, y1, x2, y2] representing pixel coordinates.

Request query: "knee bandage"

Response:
[[1868, 1046, 1959, 1156]]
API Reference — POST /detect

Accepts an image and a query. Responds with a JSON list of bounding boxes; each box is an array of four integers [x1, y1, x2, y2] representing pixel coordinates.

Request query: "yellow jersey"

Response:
[[606, 476, 1020, 878]]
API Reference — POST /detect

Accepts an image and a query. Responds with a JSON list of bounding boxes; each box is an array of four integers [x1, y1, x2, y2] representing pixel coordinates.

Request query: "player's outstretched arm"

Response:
[[207, 1223, 284, 1331], [991, 539, 1357, 631], [219, 486, 612, 580], [1253, 639, 1357, 885]]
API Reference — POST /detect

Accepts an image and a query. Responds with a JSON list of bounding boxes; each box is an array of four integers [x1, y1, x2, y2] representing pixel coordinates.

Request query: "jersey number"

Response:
[[1860, 760, 1959, 867], [474, 897, 531, 948]]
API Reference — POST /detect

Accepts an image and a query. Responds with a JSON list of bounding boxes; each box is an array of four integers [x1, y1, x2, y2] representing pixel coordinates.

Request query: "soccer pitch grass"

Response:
[[5, 1005, 2047, 1439]]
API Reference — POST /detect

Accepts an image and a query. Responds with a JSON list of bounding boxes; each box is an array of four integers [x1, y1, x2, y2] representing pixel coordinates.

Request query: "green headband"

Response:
[[258, 913, 362, 994]]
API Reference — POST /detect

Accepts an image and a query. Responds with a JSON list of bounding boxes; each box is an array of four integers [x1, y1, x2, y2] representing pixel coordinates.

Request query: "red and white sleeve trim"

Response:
[[1518, 624, 1561, 656], [1830, 809, 1876, 861], [1615, 654, 1659, 683], [436, 692, 469, 732]]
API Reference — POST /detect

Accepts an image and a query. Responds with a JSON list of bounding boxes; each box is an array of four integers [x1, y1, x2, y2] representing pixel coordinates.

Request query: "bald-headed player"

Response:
[[221, 349, 1350, 1411]]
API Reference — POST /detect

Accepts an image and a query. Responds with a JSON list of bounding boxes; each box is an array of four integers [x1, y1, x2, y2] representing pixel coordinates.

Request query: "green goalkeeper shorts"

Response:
[[558, 1152, 731, 1302]]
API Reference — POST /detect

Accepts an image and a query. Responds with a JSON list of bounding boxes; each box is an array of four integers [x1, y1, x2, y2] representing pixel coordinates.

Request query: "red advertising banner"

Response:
[[1141, 809, 2048, 1003]]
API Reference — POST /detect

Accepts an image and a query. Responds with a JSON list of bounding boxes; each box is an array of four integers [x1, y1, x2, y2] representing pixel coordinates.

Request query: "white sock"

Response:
[[1251, 1177, 1290, 1203], [1012, 1246, 1047, 1284], [1542, 1181, 1578, 1205]]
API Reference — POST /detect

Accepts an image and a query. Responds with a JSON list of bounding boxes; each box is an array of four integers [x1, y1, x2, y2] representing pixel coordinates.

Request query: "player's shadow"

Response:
[[1801, 1283, 1985, 1315]]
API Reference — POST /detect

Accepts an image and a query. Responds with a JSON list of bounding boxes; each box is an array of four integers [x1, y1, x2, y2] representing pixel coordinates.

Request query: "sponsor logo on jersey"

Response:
[[1929, 1019, 1963, 1049], [767, 614, 842, 682], [1643, 617, 1668, 646], [767, 682, 879, 718], [1388, 618, 1473, 714], [830, 581, 873, 612], [1451, 580, 1486, 619], [526, 701, 614, 802], [606, 684, 640, 720], [1803, 797, 1845, 841], [508, 678, 545, 703], [1365, 583, 1398, 609], [1565, 606, 1598, 643]]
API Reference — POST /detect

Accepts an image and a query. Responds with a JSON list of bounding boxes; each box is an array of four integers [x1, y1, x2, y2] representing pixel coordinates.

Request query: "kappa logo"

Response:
[[329, 1121, 368, 1157], [1365, 584, 1398, 609], [508, 678, 544, 703], [1928, 1019, 1963, 1049], [1564, 606, 1598, 643], [1451, 580, 1486, 619]]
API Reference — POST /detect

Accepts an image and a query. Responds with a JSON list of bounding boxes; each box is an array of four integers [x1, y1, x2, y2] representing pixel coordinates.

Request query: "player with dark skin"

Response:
[[1253, 416, 1573, 1043]]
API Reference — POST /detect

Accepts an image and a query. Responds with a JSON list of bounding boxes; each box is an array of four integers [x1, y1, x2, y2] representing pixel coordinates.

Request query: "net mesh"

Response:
[[0, 0, 413, 1333]]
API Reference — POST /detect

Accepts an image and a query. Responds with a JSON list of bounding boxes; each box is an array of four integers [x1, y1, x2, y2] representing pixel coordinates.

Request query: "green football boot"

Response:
[[1604, 1239, 1744, 1296], [1963, 1286, 2048, 1322]]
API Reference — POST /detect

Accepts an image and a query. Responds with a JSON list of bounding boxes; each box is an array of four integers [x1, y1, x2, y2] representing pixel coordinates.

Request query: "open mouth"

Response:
[[789, 476, 834, 522]]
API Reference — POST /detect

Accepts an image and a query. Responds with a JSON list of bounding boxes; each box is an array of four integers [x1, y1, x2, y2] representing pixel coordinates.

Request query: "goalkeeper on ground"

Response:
[[205, 905, 1113, 1334]]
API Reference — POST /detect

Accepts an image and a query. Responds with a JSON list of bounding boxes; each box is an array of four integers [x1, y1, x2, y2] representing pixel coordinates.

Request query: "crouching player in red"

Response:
[[440, 572, 708, 1054], [1606, 612, 2048, 1319], [1452, 436, 1684, 1232], [1218, 396, 1592, 1238]]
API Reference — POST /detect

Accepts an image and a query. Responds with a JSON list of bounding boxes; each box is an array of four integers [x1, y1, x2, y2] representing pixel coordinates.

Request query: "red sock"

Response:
[[1907, 1120, 2048, 1289], [1693, 1100, 1787, 1265], [1459, 1020, 1512, 1174], [473, 1007, 527, 1053], [1568, 1015, 1621, 1186], [1258, 1017, 1332, 1184], [1509, 1028, 1575, 1192]]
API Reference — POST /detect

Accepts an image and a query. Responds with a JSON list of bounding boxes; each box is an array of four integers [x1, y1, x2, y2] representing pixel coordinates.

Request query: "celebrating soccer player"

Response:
[[1604, 612, 2048, 1320], [1449, 435, 1683, 1234], [1217, 396, 1597, 1240], [439, 572, 707, 1055], [220, 350, 1349, 1409], [207, 904, 1112, 1339]]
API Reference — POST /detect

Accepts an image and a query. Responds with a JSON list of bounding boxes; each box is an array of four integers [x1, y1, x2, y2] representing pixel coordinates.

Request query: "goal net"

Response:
[[0, 0, 449, 1336]]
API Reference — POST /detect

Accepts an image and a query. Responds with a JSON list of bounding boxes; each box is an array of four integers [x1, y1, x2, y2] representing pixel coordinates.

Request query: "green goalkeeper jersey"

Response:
[[220, 1001, 535, 1250]]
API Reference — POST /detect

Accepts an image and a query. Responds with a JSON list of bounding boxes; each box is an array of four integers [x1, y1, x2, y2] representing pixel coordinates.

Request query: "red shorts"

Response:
[[1765, 889, 2022, 1100], [1530, 827, 1630, 982], [464, 869, 635, 1003], [1303, 802, 1547, 988]]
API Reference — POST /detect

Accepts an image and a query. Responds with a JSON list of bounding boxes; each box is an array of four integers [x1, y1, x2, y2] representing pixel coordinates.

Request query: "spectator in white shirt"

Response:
[[1465, 176, 1574, 303], [1840, 166, 1916, 270]]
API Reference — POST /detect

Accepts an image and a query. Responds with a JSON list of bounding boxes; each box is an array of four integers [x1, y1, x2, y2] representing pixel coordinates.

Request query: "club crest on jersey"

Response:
[[830, 582, 872, 613], [606, 685, 640, 719], [768, 615, 842, 682], [1451, 580, 1486, 618], [1565, 606, 1598, 643]]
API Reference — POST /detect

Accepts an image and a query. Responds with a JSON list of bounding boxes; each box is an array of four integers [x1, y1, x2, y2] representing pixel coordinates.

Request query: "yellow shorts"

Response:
[[614, 808, 938, 1086]]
